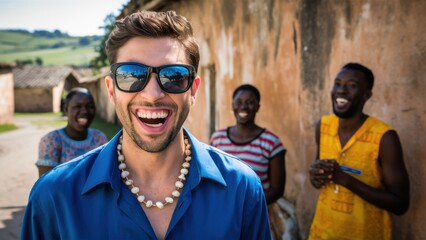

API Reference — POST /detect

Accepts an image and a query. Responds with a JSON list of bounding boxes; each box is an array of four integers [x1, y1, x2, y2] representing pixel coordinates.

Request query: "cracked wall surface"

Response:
[[121, 0, 426, 238]]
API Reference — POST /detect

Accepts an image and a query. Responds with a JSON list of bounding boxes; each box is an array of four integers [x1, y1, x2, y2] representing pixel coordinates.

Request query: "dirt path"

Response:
[[0, 115, 58, 240]]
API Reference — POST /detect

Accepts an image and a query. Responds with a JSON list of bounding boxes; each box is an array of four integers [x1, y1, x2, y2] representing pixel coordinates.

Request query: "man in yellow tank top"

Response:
[[308, 63, 410, 240]]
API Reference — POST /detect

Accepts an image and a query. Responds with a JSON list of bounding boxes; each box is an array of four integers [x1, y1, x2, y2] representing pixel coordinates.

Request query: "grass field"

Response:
[[90, 115, 122, 140], [0, 31, 80, 52], [0, 124, 17, 133], [0, 30, 101, 66], [0, 46, 99, 66]]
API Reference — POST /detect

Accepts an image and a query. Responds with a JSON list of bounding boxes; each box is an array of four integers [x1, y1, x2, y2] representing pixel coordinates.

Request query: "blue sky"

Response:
[[0, 0, 130, 36]]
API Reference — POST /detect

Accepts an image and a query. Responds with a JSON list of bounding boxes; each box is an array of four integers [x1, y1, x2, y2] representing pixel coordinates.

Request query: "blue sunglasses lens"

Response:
[[115, 64, 148, 92], [113, 63, 193, 93], [158, 65, 191, 93]]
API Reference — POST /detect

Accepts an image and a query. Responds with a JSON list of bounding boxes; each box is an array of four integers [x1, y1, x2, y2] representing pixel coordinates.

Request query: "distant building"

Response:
[[13, 65, 98, 113]]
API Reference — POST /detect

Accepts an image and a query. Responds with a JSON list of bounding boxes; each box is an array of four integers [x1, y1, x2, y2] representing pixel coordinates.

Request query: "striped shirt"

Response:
[[210, 128, 285, 189]]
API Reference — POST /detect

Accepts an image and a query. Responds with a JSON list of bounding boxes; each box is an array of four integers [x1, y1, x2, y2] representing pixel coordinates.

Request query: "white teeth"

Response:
[[238, 112, 248, 118], [77, 118, 88, 124], [137, 111, 168, 119], [336, 98, 348, 105], [144, 123, 163, 127]]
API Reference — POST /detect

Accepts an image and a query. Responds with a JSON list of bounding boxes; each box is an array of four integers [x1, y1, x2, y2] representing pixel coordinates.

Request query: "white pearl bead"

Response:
[[131, 187, 139, 194], [146, 200, 153, 207], [175, 181, 184, 188], [185, 150, 191, 155], [185, 156, 191, 161], [125, 179, 133, 185], [172, 190, 180, 197], [121, 171, 129, 178], [156, 202, 164, 209], [180, 168, 188, 175], [118, 155, 124, 161], [117, 144, 122, 150], [119, 163, 126, 170], [182, 162, 190, 168], [178, 174, 186, 181], [165, 197, 174, 203], [137, 195, 145, 203]]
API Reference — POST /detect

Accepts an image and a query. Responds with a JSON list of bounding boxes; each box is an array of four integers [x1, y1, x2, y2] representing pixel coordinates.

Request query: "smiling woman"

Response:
[[210, 84, 287, 239], [36, 87, 108, 177]]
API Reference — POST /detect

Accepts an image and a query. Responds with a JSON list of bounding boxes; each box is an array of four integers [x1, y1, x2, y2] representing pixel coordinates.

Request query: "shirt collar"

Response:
[[184, 129, 227, 188], [82, 129, 226, 195], [81, 130, 122, 195]]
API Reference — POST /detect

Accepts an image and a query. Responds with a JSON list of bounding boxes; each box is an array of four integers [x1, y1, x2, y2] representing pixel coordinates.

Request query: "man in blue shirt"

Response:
[[21, 10, 271, 240]]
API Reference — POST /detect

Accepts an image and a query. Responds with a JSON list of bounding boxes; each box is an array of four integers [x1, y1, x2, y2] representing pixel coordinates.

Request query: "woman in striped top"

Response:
[[210, 84, 286, 205]]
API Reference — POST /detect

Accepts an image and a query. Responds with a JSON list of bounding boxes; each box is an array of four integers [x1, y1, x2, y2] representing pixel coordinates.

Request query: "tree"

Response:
[[35, 57, 43, 66], [90, 13, 116, 69], [79, 37, 91, 46], [53, 29, 68, 37], [15, 59, 33, 66]]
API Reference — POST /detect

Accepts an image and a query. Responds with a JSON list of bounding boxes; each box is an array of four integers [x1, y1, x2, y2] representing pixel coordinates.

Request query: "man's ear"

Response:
[[105, 75, 116, 104], [364, 89, 372, 101], [190, 76, 201, 105]]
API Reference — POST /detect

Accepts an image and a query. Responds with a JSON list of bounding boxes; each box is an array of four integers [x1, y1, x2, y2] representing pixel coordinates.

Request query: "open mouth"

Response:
[[77, 117, 88, 125], [335, 97, 349, 107], [238, 112, 248, 118], [137, 110, 169, 127]]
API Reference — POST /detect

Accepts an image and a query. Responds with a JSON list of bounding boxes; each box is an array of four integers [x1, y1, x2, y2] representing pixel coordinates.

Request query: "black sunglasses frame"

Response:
[[110, 62, 196, 94]]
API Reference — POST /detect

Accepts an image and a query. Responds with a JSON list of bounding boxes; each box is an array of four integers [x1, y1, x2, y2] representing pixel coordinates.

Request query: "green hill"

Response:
[[0, 29, 102, 66]]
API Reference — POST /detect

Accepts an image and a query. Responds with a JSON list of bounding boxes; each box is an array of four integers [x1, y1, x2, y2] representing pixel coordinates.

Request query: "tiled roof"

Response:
[[72, 67, 96, 83], [72, 67, 110, 83], [0, 62, 15, 69], [71, 67, 108, 83], [0, 62, 14, 73], [12, 65, 74, 88]]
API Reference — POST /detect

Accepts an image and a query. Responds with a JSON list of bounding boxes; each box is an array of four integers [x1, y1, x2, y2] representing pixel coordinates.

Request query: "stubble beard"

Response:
[[332, 102, 357, 119], [117, 97, 191, 153]]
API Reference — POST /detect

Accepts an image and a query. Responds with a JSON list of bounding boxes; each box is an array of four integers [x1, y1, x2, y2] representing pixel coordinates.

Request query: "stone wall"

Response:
[[119, 0, 426, 238]]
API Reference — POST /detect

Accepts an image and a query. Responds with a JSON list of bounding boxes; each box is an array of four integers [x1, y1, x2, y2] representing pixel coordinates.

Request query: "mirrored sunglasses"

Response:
[[110, 62, 195, 94]]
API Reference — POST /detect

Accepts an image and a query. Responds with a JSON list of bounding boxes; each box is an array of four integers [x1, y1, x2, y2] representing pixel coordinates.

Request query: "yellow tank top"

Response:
[[309, 115, 393, 240]]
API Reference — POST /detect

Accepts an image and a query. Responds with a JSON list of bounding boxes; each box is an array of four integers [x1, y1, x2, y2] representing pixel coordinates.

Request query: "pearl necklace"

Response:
[[117, 135, 192, 209]]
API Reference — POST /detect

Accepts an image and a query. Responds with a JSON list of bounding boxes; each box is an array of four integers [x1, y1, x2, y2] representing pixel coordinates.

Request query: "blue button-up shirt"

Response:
[[21, 130, 271, 240]]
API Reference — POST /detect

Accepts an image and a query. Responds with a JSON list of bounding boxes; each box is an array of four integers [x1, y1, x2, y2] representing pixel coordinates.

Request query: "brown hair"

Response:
[[106, 10, 200, 72]]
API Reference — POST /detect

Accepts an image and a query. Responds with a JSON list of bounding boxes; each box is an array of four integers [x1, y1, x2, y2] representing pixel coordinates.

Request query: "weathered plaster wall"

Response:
[[14, 88, 53, 113], [52, 81, 64, 113], [97, 73, 120, 124], [309, 2, 426, 239], [122, 0, 426, 238], [0, 71, 14, 124]]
